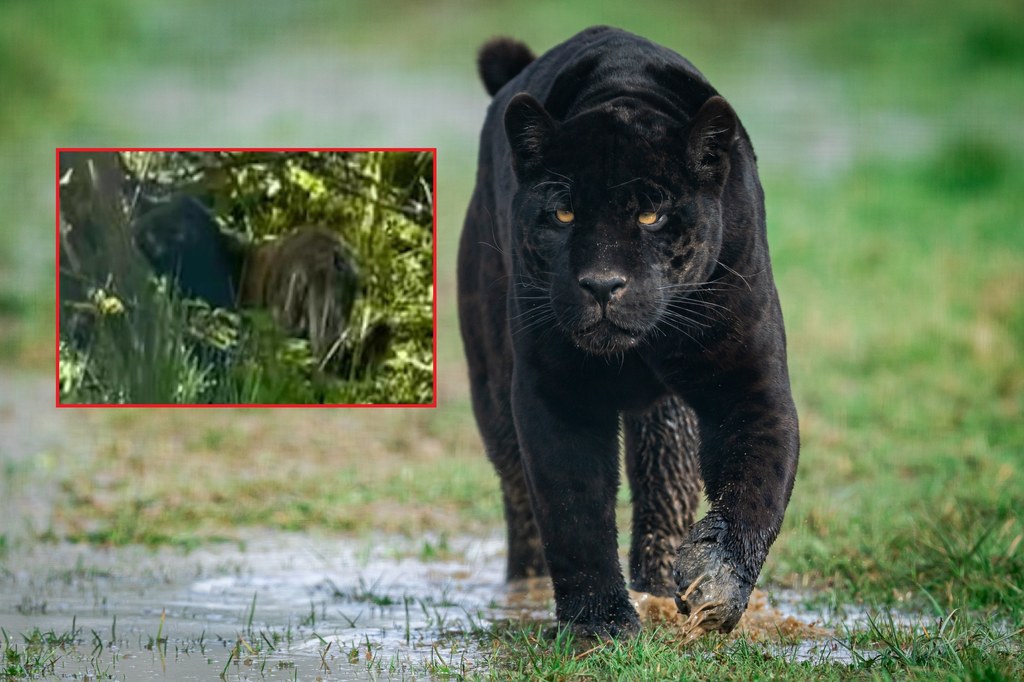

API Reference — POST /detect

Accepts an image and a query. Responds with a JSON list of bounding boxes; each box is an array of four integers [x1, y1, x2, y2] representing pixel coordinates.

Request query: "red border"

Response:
[[56, 147, 438, 409]]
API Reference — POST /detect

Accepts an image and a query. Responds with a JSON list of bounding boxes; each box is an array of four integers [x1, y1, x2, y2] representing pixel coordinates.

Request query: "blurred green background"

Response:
[[3, 0, 1022, 375], [0, 0, 1022, 674]]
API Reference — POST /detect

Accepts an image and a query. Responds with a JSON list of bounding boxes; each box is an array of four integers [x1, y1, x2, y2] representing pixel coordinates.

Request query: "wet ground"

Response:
[[1, 375, 856, 679], [1, 531, 856, 680], [2, 532, 508, 680]]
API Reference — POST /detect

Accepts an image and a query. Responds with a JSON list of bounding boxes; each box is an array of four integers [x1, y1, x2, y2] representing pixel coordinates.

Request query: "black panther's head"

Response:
[[505, 92, 738, 355]]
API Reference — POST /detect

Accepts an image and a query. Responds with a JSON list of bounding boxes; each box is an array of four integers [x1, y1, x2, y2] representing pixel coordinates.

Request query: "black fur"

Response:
[[132, 194, 243, 308], [458, 26, 799, 637], [478, 37, 536, 97]]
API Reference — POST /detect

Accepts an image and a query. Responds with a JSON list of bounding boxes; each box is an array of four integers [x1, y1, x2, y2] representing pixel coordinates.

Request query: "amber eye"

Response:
[[638, 212, 659, 226], [554, 209, 575, 224]]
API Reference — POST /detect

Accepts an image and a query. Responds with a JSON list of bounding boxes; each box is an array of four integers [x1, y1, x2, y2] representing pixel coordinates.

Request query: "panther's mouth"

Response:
[[571, 318, 644, 355]]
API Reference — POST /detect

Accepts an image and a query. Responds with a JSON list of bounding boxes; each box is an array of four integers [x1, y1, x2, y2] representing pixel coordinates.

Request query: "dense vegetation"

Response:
[[58, 150, 434, 405]]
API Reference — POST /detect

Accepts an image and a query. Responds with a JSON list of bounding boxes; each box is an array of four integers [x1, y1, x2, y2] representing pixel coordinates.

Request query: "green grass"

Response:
[[451, 621, 1023, 681], [41, 406, 496, 548], [5, 611, 1017, 680], [1, 626, 74, 679], [2, 0, 1023, 678], [763, 149, 1024, 623]]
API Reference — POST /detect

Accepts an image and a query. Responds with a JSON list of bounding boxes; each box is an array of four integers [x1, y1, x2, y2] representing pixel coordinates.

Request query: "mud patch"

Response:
[[631, 588, 830, 643]]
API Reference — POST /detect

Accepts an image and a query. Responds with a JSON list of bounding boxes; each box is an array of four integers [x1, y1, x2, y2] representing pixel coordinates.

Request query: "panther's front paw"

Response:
[[671, 521, 755, 634]]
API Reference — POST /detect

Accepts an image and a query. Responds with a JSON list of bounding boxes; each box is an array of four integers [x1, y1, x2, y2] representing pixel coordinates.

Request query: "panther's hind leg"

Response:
[[494, 437, 547, 580], [624, 395, 702, 596], [467, 373, 546, 580], [458, 195, 546, 581]]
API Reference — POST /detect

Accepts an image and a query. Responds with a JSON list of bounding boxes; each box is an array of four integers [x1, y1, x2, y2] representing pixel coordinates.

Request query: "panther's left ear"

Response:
[[686, 95, 738, 189], [505, 93, 556, 180]]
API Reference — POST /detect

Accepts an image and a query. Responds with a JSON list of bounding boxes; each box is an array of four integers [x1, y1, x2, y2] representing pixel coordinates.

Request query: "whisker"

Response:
[[714, 259, 766, 291], [513, 312, 559, 337], [657, 316, 708, 352], [478, 239, 504, 255], [658, 279, 741, 292], [680, 298, 730, 313], [532, 179, 573, 189], [544, 169, 573, 184], [607, 176, 643, 190], [662, 306, 716, 327], [662, 289, 732, 311], [508, 303, 553, 322]]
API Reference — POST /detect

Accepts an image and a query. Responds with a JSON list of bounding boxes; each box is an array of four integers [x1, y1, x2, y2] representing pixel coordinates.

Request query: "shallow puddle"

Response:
[[1, 533, 506, 679], [0, 530, 859, 679]]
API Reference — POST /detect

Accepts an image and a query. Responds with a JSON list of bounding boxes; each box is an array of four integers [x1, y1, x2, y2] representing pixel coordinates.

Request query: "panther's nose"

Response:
[[578, 273, 627, 305]]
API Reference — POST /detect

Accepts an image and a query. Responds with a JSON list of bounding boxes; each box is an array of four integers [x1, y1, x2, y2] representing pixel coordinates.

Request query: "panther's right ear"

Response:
[[504, 93, 555, 180]]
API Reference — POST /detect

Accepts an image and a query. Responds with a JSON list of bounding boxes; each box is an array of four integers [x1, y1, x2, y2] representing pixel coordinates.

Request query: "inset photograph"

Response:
[[57, 149, 435, 406]]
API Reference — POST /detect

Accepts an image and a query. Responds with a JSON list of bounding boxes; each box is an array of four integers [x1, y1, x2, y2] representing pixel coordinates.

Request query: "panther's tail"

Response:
[[477, 37, 535, 97]]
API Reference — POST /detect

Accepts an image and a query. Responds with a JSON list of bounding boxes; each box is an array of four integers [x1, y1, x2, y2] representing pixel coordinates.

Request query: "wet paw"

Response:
[[671, 522, 755, 634]]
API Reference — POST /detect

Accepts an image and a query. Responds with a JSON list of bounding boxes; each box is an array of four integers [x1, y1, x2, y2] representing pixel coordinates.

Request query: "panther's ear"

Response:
[[686, 95, 738, 189], [504, 93, 555, 180]]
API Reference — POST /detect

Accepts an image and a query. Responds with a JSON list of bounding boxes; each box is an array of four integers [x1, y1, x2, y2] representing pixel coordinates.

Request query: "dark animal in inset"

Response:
[[132, 194, 244, 309], [458, 26, 799, 638], [131, 196, 367, 365]]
